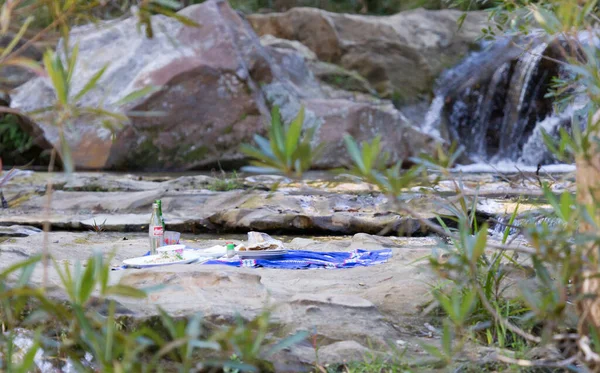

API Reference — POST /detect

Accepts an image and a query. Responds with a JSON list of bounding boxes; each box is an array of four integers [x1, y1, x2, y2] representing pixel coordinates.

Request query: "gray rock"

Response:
[[11, 1, 440, 171], [0, 171, 570, 236], [0, 225, 42, 237], [248, 7, 488, 99]]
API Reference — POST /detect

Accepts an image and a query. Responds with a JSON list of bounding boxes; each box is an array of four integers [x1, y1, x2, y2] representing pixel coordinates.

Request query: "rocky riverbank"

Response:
[[0, 170, 571, 367], [0, 170, 569, 235]]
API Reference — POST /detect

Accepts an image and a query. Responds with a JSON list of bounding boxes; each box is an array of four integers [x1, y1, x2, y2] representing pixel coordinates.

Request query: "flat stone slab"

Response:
[[0, 231, 443, 366], [0, 171, 570, 236]]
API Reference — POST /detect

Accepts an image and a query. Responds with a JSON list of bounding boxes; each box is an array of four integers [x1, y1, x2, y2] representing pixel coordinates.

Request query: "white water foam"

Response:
[[422, 95, 445, 138], [452, 161, 576, 174]]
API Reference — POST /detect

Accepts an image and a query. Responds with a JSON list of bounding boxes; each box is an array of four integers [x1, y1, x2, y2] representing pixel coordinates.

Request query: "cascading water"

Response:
[[423, 36, 585, 170]]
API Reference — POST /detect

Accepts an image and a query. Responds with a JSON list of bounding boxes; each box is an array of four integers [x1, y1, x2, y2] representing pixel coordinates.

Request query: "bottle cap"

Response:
[[227, 243, 235, 250]]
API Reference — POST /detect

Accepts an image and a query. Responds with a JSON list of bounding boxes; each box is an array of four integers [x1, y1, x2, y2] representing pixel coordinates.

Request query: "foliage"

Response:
[[240, 106, 324, 178], [0, 251, 307, 371], [0, 114, 45, 165], [0, 115, 31, 154], [208, 170, 245, 191], [0, 1, 311, 372]]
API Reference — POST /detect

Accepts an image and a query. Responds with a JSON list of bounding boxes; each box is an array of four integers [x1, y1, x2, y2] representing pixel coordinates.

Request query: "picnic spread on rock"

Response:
[[121, 199, 392, 270]]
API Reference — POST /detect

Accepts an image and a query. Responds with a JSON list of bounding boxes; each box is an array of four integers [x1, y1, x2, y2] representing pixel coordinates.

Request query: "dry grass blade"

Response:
[[0, 167, 16, 188]]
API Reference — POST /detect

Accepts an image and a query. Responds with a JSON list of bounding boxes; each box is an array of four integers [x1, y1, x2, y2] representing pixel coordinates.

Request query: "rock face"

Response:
[[11, 0, 441, 171], [12, 1, 269, 170], [248, 7, 488, 99]]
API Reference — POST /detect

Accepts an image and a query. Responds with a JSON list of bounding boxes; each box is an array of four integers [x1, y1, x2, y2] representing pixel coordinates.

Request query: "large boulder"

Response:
[[247, 7, 488, 99], [11, 0, 439, 171], [12, 0, 272, 170]]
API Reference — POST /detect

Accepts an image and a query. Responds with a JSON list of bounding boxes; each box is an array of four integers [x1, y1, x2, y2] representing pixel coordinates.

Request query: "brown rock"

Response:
[[248, 8, 488, 98], [305, 98, 435, 168]]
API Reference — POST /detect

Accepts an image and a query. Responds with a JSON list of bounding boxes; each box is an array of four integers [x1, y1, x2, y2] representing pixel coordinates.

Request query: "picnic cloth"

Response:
[[202, 248, 392, 269], [118, 248, 392, 270]]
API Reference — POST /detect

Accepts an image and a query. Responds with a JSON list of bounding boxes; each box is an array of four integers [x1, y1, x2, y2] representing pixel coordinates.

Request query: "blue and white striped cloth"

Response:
[[202, 248, 392, 269], [118, 248, 392, 270]]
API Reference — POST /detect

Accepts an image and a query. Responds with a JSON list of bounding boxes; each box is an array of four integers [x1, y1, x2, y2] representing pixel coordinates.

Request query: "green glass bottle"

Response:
[[155, 199, 166, 231]]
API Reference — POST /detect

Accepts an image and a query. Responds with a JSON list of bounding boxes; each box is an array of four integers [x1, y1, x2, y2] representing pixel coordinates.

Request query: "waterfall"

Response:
[[422, 95, 444, 137], [518, 109, 571, 165], [423, 36, 580, 168], [498, 42, 548, 160]]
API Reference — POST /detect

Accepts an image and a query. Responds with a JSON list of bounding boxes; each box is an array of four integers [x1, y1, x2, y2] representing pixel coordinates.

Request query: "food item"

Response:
[[144, 254, 183, 264], [238, 232, 284, 251]]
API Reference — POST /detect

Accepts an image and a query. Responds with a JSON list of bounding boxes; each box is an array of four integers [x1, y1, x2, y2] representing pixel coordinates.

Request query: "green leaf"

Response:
[[470, 223, 488, 262], [105, 284, 147, 299], [285, 107, 304, 159], [420, 342, 446, 361], [456, 12, 467, 30], [73, 64, 108, 102], [253, 135, 275, 159], [441, 320, 453, 356], [59, 130, 74, 174], [16, 337, 40, 373], [43, 50, 68, 105], [0, 255, 41, 280], [266, 330, 308, 356], [559, 192, 573, 222], [81, 107, 128, 122], [67, 44, 79, 85], [240, 145, 279, 168], [115, 86, 161, 106], [157, 307, 178, 338], [502, 202, 520, 244], [104, 300, 116, 362], [148, 3, 200, 27], [78, 259, 96, 304], [4, 56, 45, 76], [16, 260, 37, 287], [343, 134, 365, 174], [459, 289, 476, 324], [0, 16, 33, 60], [189, 340, 220, 350], [270, 106, 286, 162], [185, 313, 203, 340], [152, 0, 182, 10]]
